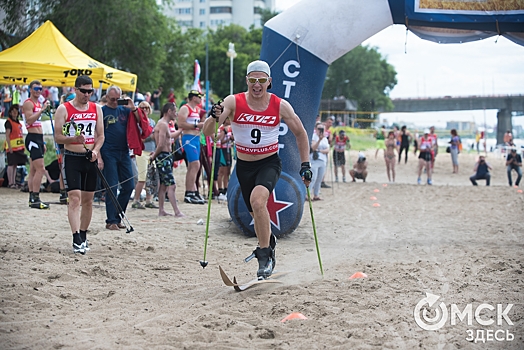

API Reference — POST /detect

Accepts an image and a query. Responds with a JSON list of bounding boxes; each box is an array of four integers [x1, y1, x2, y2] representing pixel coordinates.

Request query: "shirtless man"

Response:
[[350, 152, 368, 182], [150, 102, 185, 217]]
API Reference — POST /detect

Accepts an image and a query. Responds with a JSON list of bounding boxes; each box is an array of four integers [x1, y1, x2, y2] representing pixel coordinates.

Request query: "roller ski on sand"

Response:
[[218, 265, 288, 292], [219, 234, 287, 291]]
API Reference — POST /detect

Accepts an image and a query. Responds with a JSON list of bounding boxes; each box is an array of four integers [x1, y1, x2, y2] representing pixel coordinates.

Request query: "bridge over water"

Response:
[[389, 95, 524, 144]]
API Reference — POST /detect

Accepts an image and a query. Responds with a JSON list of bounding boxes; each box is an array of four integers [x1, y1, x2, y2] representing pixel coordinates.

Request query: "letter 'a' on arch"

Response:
[[226, 0, 524, 238]]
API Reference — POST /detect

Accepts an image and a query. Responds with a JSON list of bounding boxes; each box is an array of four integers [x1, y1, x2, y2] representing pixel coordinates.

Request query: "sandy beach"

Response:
[[0, 150, 523, 349]]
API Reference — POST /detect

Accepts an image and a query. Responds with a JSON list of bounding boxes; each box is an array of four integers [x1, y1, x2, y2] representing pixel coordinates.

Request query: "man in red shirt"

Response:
[[202, 60, 311, 279], [23, 81, 51, 209], [53, 75, 105, 254]]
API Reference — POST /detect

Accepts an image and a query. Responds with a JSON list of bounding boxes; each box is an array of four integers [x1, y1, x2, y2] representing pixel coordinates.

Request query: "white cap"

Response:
[[358, 152, 365, 158], [247, 60, 271, 77], [424, 129, 430, 134]]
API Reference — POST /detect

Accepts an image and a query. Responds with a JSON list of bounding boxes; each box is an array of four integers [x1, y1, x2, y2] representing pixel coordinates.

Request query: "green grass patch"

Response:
[[346, 133, 376, 151]]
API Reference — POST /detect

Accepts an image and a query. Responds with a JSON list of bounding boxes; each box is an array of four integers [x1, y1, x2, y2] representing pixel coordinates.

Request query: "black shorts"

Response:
[[24, 133, 45, 161], [354, 172, 364, 179], [418, 151, 432, 162], [236, 153, 282, 212], [7, 150, 27, 166], [63, 150, 98, 192], [333, 151, 345, 166]]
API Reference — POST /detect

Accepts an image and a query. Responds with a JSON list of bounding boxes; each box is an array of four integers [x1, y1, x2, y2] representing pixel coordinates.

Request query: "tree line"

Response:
[[0, 0, 397, 113]]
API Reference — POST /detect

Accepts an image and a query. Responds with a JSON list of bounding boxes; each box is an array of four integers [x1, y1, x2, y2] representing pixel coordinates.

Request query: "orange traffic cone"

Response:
[[370, 196, 377, 200], [372, 203, 381, 207], [349, 272, 368, 279], [281, 312, 308, 322], [373, 189, 380, 193]]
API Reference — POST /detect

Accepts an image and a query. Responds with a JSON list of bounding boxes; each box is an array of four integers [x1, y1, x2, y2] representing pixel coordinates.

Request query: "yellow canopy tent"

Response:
[[0, 20, 137, 91]]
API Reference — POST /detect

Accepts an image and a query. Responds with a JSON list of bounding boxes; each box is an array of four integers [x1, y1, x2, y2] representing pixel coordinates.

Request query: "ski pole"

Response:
[[200, 99, 223, 268], [306, 186, 324, 276]]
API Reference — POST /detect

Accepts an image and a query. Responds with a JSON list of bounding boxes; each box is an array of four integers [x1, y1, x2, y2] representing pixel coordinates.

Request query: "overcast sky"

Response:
[[274, 0, 524, 129]]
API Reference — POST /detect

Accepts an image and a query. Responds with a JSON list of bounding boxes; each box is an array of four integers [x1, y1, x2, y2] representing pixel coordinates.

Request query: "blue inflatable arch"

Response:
[[227, 0, 524, 237]]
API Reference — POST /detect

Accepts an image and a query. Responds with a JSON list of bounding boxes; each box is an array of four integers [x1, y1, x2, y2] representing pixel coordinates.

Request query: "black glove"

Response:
[[300, 162, 312, 181], [207, 99, 224, 119], [85, 149, 93, 161]]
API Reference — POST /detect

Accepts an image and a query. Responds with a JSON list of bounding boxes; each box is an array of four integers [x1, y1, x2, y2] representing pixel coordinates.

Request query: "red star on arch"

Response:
[[266, 190, 293, 230], [249, 190, 294, 230]]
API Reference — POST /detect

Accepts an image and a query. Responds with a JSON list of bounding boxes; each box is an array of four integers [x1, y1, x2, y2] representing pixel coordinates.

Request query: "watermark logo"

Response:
[[413, 292, 515, 343], [414, 292, 448, 330]]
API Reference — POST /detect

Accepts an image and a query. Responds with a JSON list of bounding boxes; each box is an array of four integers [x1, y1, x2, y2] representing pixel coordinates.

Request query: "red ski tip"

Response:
[[281, 312, 308, 322]]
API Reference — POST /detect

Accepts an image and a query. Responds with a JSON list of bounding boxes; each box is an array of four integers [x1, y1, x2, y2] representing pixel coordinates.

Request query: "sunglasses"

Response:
[[109, 97, 118, 102], [140, 106, 150, 110], [77, 88, 94, 94], [247, 77, 269, 84], [33, 87, 43, 91]]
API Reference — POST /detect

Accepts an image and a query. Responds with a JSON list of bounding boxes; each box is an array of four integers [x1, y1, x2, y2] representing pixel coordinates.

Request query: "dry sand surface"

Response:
[[1, 151, 523, 349]]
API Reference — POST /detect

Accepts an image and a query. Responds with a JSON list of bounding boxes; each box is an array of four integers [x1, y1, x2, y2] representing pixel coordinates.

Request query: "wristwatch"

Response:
[[194, 121, 198, 129]]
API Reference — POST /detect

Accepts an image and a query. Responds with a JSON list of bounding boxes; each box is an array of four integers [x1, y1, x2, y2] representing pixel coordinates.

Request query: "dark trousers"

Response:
[[470, 173, 490, 186], [101, 148, 134, 224], [398, 144, 409, 163], [507, 166, 522, 186]]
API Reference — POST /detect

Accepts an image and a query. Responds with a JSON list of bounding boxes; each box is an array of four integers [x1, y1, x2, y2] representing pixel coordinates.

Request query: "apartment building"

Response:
[[165, 0, 275, 30]]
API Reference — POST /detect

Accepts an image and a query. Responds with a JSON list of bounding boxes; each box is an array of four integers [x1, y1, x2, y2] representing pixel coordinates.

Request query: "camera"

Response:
[[318, 127, 324, 133], [117, 98, 128, 105]]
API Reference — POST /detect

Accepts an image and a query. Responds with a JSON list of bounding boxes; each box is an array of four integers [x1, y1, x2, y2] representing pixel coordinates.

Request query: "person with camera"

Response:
[[100, 85, 152, 230], [506, 148, 522, 187], [53, 75, 104, 254], [309, 123, 330, 200], [469, 155, 492, 186], [202, 60, 311, 280], [350, 152, 368, 182]]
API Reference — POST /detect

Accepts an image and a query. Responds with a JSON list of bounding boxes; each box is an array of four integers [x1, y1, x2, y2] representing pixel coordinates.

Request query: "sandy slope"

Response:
[[0, 151, 523, 349]]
